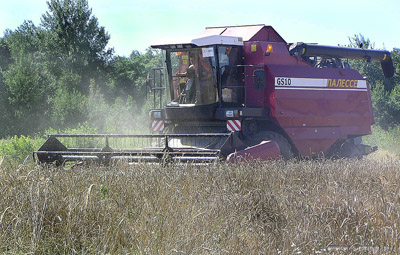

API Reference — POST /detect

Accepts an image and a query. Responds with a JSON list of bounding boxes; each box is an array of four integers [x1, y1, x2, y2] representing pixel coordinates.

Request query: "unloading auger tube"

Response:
[[289, 42, 394, 78], [33, 133, 242, 166]]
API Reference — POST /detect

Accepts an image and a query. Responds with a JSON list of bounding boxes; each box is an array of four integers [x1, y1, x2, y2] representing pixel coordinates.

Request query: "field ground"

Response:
[[1, 151, 400, 254]]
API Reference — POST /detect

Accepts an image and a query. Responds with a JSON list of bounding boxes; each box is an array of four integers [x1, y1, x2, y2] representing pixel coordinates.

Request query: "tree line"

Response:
[[0, 0, 399, 138], [346, 34, 400, 129], [0, 0, 161, 137]]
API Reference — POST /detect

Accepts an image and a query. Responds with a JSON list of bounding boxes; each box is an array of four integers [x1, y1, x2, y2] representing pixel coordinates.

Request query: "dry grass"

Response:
[[1, 155, 400, 254]]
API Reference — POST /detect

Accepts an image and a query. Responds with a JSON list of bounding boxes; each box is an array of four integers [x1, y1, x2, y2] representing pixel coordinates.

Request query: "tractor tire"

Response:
[[247, 131, 293, 160]]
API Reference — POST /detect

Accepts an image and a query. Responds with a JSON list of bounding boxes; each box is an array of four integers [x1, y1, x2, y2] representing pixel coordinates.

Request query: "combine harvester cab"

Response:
[[35, 25, 394, 165]]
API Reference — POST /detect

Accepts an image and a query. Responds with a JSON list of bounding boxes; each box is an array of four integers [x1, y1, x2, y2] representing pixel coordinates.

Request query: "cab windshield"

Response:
[[166, 48, 217, 105]]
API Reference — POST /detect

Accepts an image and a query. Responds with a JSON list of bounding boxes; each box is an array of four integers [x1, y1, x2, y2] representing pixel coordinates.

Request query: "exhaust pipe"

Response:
[[289, 42, 394, 78]]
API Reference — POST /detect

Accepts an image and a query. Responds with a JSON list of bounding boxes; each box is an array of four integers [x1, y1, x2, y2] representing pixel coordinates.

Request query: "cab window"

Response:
[[218, 46, 244, 105], [167, 48, 218, 105]]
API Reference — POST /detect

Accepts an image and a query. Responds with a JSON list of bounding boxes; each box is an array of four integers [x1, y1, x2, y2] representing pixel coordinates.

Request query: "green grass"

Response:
[[363, 125, 400, 156]]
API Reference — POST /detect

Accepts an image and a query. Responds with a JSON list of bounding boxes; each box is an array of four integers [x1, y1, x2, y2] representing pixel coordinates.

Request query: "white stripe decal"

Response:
[[275, 77, 367, 89], [227, 120, 241, 131], [155, 121, 162, 130], [151, 120, 165, 132], [276, 87, 367, 92]]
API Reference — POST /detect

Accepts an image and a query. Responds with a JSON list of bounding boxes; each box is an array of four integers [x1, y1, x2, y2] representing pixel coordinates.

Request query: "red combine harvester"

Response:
[[34, 25, 394, 165]]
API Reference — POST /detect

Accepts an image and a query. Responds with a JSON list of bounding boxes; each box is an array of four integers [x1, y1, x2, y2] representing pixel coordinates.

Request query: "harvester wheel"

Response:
[[247, 131, 293, 159], [339, 142, 362, 159]]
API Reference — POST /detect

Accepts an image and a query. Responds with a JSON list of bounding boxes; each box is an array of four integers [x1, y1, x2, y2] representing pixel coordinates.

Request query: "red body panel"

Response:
[[197, 25, 376, 157], [267, 67, 373, 157], [235, 26, 374, 157], [226, 140, 281, 162]]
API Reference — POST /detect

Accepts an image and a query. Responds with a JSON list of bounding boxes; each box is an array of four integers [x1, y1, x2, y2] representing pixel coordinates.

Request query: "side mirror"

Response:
[[254, 69, 266, 89]]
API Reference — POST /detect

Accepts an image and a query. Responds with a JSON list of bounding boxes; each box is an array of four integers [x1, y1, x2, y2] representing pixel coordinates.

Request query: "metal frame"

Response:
[[34, 133, 232, 165]]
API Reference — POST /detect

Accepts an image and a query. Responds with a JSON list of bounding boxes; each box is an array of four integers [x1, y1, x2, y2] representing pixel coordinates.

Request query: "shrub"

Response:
[[0, 135, 44, 164], [363, 125, 400, 155]]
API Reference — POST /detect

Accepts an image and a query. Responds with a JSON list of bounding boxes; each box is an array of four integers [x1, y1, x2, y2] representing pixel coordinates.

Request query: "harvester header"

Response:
[[35, 24, 393, 165]]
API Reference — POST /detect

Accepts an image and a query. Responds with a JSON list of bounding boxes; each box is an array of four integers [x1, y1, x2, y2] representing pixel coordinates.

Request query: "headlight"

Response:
[[150, 110, 162, 119], [225, 110, 234, 118]]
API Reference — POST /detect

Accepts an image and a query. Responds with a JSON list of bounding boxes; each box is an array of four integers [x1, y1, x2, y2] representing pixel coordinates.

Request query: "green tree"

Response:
[[0, 67, 10, 137], [41, 0, 112, 94], [0, 38, 12, 71], [107, 48, 162, 104], [0, 0, 164, 136], [348, 34, 375, 49], [108, 56, 144, 100], [0, 38, 11, 136], [3, 21, 43, 58], [346, 34, 400, 129], [0, 22, 56, 135], [3, 54, 55, 134], [51, 87, 87, 129], [130, 48, 163, 105], [0, 1, 115, 136]]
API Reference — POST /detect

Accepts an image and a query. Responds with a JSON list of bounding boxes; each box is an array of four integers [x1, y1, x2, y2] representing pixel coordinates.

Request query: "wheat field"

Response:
[[0, 153, 400, 254]]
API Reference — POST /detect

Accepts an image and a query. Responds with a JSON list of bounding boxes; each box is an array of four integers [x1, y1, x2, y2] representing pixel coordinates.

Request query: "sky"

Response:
[[1, 0, 399, 57]]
